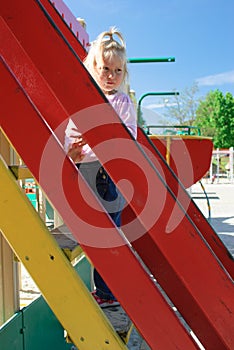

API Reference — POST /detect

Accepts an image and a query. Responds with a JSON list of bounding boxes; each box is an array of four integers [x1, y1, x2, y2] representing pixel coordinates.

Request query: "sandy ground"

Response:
[[20, 265, 40, 308]]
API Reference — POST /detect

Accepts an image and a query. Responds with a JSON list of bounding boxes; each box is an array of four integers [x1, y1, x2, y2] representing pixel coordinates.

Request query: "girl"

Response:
[[64, 27, 137, 307]]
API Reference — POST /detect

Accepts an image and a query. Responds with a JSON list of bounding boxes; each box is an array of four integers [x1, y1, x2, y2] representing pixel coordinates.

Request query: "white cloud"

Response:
[[145, 102, 178, 109], [145, 103, 166, 109], [196, 70, 234, 86]]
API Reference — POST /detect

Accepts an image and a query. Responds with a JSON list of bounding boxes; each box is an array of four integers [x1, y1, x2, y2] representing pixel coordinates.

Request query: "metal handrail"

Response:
[[145, 124, 201, 136]]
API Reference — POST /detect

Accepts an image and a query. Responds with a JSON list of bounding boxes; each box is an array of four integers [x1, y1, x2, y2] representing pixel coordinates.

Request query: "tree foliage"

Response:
[[195, 90, 234, 148], [162, 83, 234, 148]]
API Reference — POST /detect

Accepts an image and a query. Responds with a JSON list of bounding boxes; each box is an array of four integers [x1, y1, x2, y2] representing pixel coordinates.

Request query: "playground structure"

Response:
[[0, 1, 234, 349], [209, 148, 234, 183]]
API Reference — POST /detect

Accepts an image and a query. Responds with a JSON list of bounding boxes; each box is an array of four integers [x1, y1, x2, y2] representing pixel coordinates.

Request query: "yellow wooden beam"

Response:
[[0, 157, 127, 350]]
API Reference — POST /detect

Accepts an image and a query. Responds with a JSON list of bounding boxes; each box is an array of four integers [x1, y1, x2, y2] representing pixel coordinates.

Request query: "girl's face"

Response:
[[95, 56, 125, 94]]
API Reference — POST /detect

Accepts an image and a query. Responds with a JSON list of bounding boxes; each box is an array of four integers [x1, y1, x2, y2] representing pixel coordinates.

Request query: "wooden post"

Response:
[[0, 131, 19, 325]]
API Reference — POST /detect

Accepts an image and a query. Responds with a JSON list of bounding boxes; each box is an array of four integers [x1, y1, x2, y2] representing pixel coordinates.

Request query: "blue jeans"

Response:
[[77, 161, 124, 300]]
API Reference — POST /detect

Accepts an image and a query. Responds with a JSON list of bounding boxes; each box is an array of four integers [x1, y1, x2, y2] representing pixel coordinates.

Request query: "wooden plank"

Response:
[[0, 234, 18, 325], [0, 311, 23, 349], [51, 224, 82, 261], [0, 130, 19, 326]]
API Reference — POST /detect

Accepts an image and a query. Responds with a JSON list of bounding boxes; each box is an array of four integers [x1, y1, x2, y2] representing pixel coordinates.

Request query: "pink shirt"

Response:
[[64, 92, 137, 162]]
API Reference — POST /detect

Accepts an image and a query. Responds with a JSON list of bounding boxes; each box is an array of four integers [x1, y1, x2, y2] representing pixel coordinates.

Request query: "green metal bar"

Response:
[[146, 125, 201, 136], [138, 91, 179, 107], [128, 57, 175, 63], [137, 91, 179, 123]]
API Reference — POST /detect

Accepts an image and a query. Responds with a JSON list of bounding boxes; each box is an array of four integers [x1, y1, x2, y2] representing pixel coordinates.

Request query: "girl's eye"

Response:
[[101, 66, 123, 75]]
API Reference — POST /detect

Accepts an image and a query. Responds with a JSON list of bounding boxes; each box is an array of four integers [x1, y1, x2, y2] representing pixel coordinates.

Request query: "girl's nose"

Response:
[[108, 70, 115, 78]]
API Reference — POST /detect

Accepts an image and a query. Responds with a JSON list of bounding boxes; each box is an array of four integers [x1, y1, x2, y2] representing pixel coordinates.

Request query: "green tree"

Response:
[[195, 90, 234, 148]]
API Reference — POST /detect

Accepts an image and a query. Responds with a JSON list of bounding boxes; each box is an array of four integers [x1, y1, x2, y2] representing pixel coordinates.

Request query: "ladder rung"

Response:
[[51, 224, 83, 261]]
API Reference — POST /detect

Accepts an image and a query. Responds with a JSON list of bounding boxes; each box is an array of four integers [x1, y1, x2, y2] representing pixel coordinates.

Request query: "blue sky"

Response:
[[63, 0, 234, 123]]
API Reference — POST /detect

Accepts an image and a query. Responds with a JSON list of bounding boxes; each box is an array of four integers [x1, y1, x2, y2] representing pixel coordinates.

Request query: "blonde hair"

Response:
[[84, 27, 129, 92]]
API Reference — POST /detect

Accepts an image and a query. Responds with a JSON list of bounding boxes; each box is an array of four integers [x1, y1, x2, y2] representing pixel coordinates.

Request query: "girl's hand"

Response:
[[67, 136, 86, 163]]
